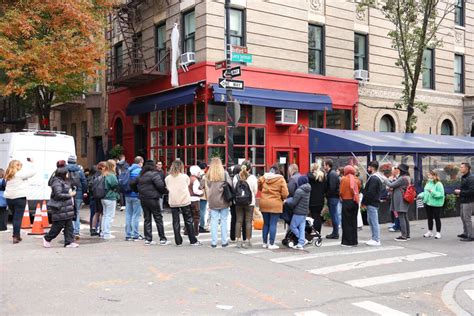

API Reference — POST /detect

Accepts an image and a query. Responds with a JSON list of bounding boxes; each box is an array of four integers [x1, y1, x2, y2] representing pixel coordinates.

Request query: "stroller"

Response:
[[280, 200, 322, 248]]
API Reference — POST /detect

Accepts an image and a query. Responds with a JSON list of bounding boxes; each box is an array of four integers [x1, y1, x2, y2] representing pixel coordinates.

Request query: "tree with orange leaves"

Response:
[[0, 0, 116, 129]]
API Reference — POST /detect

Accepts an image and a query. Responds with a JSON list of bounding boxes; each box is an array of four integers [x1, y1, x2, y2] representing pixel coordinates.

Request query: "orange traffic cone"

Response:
[[21, 202, 32, 229], [28, 203, 44, 235], [41, 200, 50, 228]]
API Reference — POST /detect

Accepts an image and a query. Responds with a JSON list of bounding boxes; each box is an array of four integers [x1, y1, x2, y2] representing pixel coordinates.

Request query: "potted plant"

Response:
[[444, 164, 460, 180], [109, 144, 124, 160], [380, 163, 393, 177], [321, 207, 332, 227]]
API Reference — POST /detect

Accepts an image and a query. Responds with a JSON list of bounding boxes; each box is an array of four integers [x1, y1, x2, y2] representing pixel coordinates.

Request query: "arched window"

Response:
[[441, 119, 453, 135], [115, 118, 123, 145], [379, 114, 395, 132]]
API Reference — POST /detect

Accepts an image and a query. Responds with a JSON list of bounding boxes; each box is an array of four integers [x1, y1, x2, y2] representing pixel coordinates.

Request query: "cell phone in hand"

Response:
[[27, 158, 31, 162]]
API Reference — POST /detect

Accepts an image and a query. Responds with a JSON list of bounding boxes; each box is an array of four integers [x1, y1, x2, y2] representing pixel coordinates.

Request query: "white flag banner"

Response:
[[171, 23, 180, 87]]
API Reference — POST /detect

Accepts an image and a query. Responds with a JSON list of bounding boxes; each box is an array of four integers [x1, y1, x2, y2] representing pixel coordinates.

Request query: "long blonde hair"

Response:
[[5, 160, 22, 181], [239, 164, 249, 181], [207, 157, 225, 182], [102, 159, 116, 176], [310, 163, 325, 182], [169, 159, 184, 176]]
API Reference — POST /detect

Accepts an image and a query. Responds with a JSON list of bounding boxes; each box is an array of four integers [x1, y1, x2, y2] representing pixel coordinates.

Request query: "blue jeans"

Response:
[[101, 199, 116, 238], [125, 197, 142, 238], [210, 208, 229, 246], [73, 196, 83, 235], [367, 205, 380, 242], [327, 198, 340, 236], [199, 200, 208, 228], [262, 212, 280, 245], [290, 214, 306, 246]]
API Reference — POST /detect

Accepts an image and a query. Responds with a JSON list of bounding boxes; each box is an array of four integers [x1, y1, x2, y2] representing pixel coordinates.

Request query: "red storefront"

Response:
[[108, 62, 358, 175]]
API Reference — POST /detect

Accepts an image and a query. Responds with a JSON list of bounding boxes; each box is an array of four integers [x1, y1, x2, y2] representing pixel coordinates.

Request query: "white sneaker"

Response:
[[435, 232, 441, 239], [262, 243, 268, 249], [103, 235, 116, 240], [295, 244, 304, 250], [268, 244, 279, 250], [366, 239, 381, 247], [42, 237, 51, 248], [65, 242, 79, 248], [423, 231, 433, 238]]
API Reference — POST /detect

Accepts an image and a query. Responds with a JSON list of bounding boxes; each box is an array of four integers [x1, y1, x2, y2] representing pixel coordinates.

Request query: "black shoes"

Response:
[[460, 237, 474, 242], [457, 233, 467, 238], [326, 234, 339, 239], [199, 227, 210, 233]]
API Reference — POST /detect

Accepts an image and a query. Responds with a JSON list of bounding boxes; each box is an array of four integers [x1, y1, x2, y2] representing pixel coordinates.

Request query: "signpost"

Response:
[[215, 60, 226, 70], [218, 77, 244, 90], [231, 45, 248, 54], [222, 66, 241, 78]]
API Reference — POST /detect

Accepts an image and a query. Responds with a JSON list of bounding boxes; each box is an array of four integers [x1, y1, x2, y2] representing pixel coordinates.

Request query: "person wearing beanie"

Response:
[[66, 155, 87, 239], [286, 175, 311, 250]]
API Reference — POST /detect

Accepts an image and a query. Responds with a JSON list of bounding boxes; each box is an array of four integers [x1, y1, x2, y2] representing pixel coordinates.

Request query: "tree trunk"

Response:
[[34, 86, 53, 130]]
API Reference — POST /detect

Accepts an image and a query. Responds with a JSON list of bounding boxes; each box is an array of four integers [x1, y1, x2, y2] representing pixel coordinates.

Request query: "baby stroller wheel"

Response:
[[315, 237, 322, 247]]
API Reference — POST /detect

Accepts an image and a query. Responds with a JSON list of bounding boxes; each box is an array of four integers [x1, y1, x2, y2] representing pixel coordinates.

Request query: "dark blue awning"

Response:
[[211, 84, 332, 111], [126, 82, 202, 116], [309, 128, 474, 155]]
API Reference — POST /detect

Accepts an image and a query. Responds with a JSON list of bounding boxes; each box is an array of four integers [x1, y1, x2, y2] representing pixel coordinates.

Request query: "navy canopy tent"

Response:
[[309, 128, 474, 155]]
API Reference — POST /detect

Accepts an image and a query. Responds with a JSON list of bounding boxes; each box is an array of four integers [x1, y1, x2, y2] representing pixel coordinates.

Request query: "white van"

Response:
[[0, 131, 76, 212]]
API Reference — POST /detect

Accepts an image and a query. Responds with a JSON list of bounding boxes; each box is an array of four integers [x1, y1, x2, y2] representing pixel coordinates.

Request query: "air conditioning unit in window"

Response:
[[354, 69, 369, 81], [275, 109, 298, 125], [180, 52, 195, 72]]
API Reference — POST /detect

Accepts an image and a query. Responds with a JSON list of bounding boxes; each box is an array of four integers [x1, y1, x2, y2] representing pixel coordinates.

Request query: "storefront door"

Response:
[[275, 148, 299, 180]]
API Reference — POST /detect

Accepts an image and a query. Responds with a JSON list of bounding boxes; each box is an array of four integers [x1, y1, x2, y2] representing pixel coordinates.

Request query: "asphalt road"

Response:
[[1, 208, 473, 315]]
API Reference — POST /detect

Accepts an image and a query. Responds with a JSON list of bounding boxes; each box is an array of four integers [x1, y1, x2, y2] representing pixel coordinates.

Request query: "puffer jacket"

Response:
[[136, 170, 166, 200], [126, 164, 142, 198], [48, 177, 75, 222], [258, 173, 289, 213], [287, 183, 311, 216], [288, 172, 301, 197]]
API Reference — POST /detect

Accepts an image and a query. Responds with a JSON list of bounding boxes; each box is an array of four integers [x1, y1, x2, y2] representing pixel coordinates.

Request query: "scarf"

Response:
[[344, 165, 359, 204]]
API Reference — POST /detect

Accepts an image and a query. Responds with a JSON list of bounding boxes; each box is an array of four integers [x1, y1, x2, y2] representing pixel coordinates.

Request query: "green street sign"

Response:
[[231, 53, 252, 63]]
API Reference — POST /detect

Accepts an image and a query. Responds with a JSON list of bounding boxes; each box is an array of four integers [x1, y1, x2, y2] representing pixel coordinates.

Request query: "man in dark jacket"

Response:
[[455, 162, 474, 241], [324, 159, 340, 239], [66, 155, 87, 239], [287, 164, 301, 197], [362, 161, 383, 246]]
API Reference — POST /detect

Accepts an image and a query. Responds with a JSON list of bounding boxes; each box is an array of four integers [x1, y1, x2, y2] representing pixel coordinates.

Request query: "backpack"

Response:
[[403, 177, 416, 204], [92, 175, 106, 199], [234, 177, 252, 206], [69, 170, 82, 190], [118, 169, 131, 193]]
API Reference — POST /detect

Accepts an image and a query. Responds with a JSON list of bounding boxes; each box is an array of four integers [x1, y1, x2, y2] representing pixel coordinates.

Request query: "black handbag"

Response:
[[222, 173, 234, 202]]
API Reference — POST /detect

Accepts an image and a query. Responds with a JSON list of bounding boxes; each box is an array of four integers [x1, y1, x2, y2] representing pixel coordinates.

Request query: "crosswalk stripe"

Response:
[[294, 310, 327, 316], [465, 290, 474, 301], [308, 252, 447, 275], [346, 264, 474, 288], [352, 301, 409, 316], [271, 246, 404, 264]]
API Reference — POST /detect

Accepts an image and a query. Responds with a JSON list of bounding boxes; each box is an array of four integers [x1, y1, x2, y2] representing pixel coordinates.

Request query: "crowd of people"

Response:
[[1, 154, 473, 248]]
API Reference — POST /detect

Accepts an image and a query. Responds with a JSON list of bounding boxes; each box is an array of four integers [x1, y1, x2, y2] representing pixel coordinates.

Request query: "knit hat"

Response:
[[56, 160, 66, 168], [67, 155, 77, 164], [297, 175, 308, 187]]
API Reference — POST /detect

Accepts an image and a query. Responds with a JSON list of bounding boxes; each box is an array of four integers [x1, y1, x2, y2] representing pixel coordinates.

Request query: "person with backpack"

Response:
[[362, 161, 384, 246], [123, 156, 144, 241], [0, 168, 8, 233], [42, 167, 78, 248], [307, 163, 325, 235], [384, 163, 412, 242], [165, 159, 202, 246], [258, 163, 289, 250], [4, 159, 36, 244], [66, 155, 87, 239], [100, 159, 120, 239], [91, 161, 106, 236], [205, 157, 233, 248], [233, 161, 258, 248], [418, 169, 445, 239], [188, 165, 204, 237], [229, 164, 242, 243], [116, 154, 129, 211]]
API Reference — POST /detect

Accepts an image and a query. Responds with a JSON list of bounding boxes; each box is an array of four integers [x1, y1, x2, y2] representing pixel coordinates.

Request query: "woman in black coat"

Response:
[[43, 167, 78, 248], [307, 163, 326, 234]]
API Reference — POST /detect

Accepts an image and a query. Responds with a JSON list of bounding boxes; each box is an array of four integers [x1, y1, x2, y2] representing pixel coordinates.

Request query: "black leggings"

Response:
[[309, 205, 323, 234], [425, 205, 442, 232]]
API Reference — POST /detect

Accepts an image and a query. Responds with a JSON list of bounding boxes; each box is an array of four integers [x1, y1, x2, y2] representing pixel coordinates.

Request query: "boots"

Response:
[[12, 236, 21, 244]]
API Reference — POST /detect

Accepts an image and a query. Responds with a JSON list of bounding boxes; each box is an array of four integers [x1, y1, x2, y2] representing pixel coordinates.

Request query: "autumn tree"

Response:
[[358, 0, 455, 133], [0, 0, 116, 129]]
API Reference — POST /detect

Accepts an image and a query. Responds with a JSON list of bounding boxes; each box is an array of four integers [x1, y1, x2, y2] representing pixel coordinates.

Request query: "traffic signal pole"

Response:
[[225, 0, 234, 168]]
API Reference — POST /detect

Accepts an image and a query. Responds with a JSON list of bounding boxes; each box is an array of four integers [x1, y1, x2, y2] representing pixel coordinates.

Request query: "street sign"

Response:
[[231, 53, 252, 63], [231, 45, 248, 54], [222, 66, 241, 78], [218, 77, 244, 90], [215, 60, 227, 70]]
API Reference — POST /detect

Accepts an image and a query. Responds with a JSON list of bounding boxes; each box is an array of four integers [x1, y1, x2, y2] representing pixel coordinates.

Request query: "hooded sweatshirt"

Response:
[[258, 173, 289, 213], [189, 165, 203, 202], [418, 179, 445, 207], [287, 183, 311, 216]]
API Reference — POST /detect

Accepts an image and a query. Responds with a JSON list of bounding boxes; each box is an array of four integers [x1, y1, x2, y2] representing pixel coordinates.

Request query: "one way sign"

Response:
[[218, 77, 244, 90], [222, 66, 241, 78]]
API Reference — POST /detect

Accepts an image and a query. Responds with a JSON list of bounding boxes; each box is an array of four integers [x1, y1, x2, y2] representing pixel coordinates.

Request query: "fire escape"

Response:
[[106, 0, 170, 88]]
